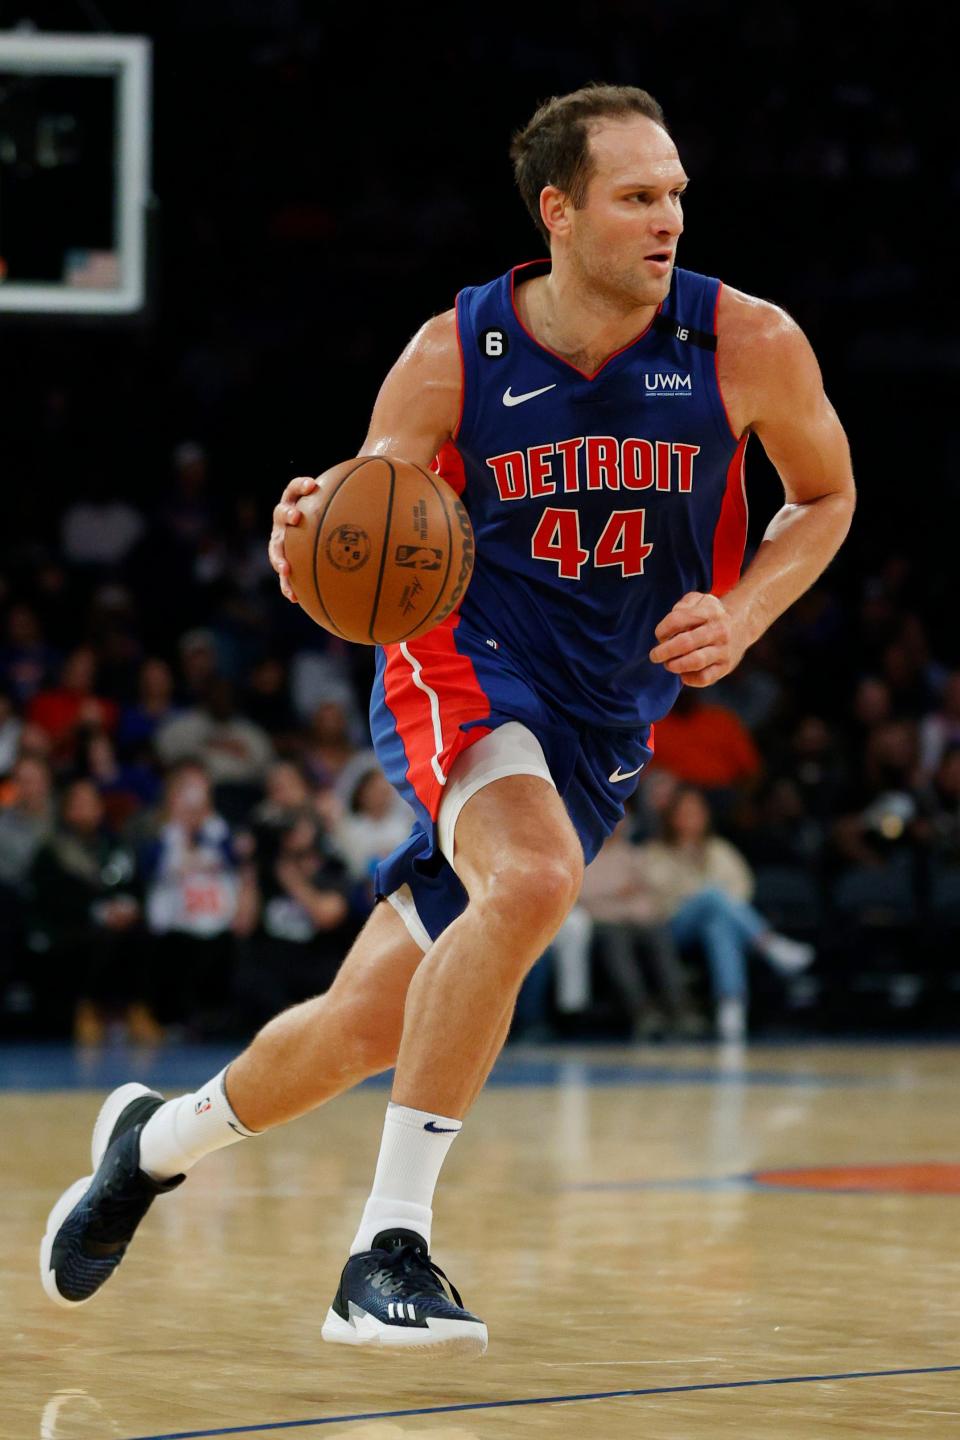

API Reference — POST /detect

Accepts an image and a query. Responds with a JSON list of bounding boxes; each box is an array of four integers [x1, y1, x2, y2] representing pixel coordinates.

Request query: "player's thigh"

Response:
[[323, 896, 425, 1046], [452, 770, 584, 918]]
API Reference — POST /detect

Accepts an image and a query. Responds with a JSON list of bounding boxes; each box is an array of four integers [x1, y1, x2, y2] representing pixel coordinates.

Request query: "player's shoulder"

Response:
[[717, 282, 813, 366], [391, 307, 460, 386], [404, 307, 458, 359]]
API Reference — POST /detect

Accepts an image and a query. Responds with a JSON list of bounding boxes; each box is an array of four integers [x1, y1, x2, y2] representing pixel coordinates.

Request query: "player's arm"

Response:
[[649, 293, 856, 685], [268, 308, 461, 602]]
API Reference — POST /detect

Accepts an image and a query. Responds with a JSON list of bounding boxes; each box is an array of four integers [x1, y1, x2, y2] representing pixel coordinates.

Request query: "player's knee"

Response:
[[477, 843, 583, 936]]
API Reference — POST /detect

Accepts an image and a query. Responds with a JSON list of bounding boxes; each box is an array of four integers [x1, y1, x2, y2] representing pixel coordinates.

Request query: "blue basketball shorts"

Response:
[[368, 610, 655, 949]]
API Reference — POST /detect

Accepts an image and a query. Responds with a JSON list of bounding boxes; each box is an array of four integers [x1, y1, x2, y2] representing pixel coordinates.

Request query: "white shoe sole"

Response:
[[39, 1082, 162, 1309], [321, 1305, 488, 1357]]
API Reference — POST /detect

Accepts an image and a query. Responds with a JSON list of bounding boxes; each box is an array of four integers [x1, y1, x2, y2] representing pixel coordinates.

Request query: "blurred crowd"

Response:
[[2, 457, 960, 1044]]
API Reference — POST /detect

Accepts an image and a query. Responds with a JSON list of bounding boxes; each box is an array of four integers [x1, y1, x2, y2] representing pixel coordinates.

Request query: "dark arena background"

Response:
[[2, 5, 959, 1438]]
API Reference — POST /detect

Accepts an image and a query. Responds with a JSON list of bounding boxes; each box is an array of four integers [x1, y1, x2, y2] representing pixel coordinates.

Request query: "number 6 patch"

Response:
[[479, 328, 509, 359]]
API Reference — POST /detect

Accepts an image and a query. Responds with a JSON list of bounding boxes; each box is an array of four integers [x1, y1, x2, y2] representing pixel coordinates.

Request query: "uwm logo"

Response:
[[645, 371, 692, 393]]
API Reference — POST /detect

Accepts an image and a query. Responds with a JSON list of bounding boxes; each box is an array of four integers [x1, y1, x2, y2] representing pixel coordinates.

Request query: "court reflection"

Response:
[[39, 1387, 121, 1438]]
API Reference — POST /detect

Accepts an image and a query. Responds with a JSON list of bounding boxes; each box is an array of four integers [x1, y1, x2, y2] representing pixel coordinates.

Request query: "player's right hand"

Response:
[[269, 475, 318, 602]]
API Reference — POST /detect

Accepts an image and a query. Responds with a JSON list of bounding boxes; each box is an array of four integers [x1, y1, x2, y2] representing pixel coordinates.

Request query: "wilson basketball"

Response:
[[285, 455, 475, 644]]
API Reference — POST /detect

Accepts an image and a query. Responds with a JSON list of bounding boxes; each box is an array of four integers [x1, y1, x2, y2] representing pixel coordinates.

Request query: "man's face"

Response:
[[556, 116, 687, 307]]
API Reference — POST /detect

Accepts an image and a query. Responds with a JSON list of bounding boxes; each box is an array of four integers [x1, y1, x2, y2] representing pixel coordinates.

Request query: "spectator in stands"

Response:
[[302, 699, 358, 789], [118, 658, 180, 756], [26, 646, 119, 763], [832, 719, 925, 868], [334, 765, 414, 887], [576, 817, 702, 1040], [919, 672, 960, 779], [243, 657, 298, 739], [177, 629, 220, 704], [27, 777, 159, 1044], [154, 677, 274, 788], [74, 727, 161, 826], [649, 688, 762, 799], [0, 687, 22, 777], [0, 754, 56, 887], [142, 759, 251, 1036], [234, 810, 359, 1027], [924, 743, 960, 864], [637, 787, 815, 1042], [253, 759, 315, 827], [0, 603, 56, 707]]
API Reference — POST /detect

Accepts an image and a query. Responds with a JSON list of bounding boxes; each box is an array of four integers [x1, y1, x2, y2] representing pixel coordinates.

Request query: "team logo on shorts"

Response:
[[326, 524, 371, 571], [394, 545, 442, 570]]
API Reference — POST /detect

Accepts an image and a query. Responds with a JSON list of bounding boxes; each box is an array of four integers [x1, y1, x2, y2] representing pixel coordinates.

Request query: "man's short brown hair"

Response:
[[509, 82, 669, 247]]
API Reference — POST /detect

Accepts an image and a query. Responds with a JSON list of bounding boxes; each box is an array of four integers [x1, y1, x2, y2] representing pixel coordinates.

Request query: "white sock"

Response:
[[139, 1065, 260, 1181], [349, 1102, 462, 1255]]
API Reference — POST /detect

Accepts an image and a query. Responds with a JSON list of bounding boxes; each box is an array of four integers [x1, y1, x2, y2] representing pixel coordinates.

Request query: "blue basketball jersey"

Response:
[[429, 256, 748, 729]]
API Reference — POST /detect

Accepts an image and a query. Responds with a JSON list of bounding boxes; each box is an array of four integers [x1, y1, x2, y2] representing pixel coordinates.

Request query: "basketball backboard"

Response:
[[0, 33, 151, 314]]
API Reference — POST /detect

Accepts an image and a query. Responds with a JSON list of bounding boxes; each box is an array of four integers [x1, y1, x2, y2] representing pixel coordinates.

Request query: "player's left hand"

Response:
[[649, 591, 748, 687]]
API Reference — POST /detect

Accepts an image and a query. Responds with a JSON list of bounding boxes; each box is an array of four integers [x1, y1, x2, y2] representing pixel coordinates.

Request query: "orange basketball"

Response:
[[285, 456, 475, 645]]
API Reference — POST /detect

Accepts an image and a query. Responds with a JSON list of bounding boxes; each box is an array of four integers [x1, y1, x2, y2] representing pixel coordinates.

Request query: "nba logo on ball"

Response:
[[326, 525, 371, 572]]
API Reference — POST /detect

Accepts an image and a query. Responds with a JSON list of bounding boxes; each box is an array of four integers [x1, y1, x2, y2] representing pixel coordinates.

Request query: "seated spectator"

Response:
[[243, 657, 298, 738], [234, 811, 360, 1027], [26, 646, 119, 763], [176, 629, 220, 704], [0, 754, 56, 888], [576, 816, 702, 1040], [649, 688, 761, 797], [919, 672, 960, 780], [832, 720, 925, 869], [118, 658, 180, 755], [142, 760, 251, 1035], [74, 727, 161, 827], [0, 687, 22, 777], [921, 744, 960, 864], [637, 787, 814, 1042], [734, 776, 823, 869], [154, 677, 274, 787], [0, 603, 57, 707], [26, 778, 159, 1044], [334, 765, 414, 886], [0, 753, 56, 1012], [302, 700, 358, 789], [252, 759, 316, 826]]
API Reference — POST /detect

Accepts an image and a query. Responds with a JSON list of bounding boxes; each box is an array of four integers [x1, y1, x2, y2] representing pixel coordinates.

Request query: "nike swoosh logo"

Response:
[[608, 764, 646, 783], [423, 1121, 459, 1133], [502, 384, 557, 407]]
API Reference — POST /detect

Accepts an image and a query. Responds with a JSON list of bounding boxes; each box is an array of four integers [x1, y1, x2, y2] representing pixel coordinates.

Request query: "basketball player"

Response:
[[41, 84, 854, 1355]]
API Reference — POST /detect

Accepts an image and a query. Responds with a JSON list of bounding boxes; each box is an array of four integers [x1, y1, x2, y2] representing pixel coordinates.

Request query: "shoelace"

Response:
[[371, 1243, 465, 1309]]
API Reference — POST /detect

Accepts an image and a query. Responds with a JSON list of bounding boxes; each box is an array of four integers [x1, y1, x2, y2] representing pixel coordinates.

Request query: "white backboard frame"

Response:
[[0, 33, 151, 314]]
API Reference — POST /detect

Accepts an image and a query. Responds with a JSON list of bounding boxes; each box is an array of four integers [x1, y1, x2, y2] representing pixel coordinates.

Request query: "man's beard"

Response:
[[575, 243, 668, 311]]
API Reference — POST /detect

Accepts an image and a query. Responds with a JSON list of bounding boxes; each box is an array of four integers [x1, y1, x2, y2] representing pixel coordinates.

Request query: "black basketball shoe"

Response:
[[40, 1082, 186, 1307], [321, 1229, 488, 1355]]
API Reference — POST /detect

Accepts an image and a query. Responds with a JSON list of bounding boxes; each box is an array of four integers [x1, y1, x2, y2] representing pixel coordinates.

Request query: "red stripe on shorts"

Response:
[[382, 613, 492, 816], [710, 433, 749, 597]]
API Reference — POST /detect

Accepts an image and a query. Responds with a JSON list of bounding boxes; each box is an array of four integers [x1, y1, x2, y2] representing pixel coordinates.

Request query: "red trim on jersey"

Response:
[[451, 289, 466, 441], [430, 440, 467, 497], [710, 433, 749, 597], [713, 282, 740, 443], [648, 722, 656, 755], [509, 259, 662, 382], [382, 614, 492, 816]]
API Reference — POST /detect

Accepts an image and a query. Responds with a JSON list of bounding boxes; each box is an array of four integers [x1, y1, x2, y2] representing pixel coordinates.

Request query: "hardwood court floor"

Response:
[[3, 1042, 959, 1438]]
